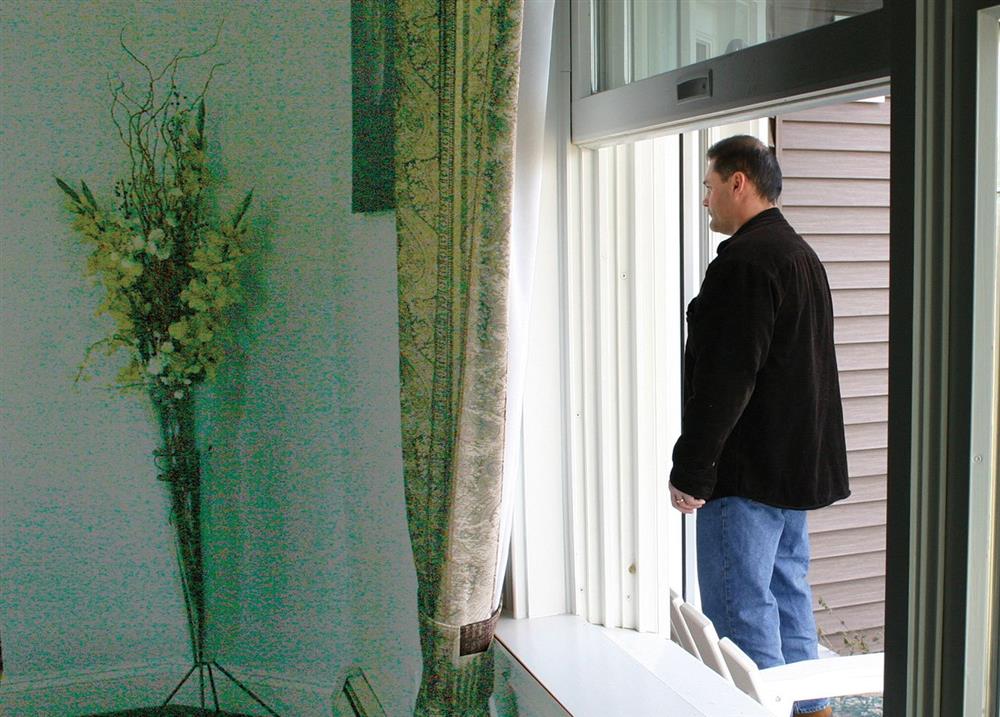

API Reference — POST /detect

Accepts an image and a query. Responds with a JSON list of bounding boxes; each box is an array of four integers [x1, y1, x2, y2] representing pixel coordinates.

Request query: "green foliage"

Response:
[[56, 28, 252, 404]]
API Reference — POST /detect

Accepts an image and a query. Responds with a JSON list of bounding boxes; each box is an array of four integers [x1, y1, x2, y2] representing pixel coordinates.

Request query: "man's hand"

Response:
[[669, 482, 706, 514]]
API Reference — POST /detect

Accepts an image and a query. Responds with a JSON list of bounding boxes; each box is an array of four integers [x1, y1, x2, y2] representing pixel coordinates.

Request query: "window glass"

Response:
[[594, 0, 883, 92]]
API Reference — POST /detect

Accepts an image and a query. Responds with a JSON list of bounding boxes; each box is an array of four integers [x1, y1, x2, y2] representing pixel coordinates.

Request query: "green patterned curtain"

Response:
[[394, 0, 524, 714]]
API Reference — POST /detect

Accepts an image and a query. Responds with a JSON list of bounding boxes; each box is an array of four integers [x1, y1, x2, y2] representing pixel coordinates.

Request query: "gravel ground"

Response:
[[830, 694, 884, 716]]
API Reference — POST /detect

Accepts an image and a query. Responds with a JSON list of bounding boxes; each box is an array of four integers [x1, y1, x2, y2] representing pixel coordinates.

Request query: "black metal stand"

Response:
[[155, 405, 281, 716], [162, 660, 282, 716]]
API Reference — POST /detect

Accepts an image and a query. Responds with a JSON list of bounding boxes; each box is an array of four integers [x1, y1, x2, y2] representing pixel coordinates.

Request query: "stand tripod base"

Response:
[[163, 661, 282, 716]]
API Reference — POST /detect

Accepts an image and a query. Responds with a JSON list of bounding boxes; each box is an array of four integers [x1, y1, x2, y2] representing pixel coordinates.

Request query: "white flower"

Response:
[[173, 390, 184, 399], [147, 356, 164, 375], [146, 228, 169, 258]]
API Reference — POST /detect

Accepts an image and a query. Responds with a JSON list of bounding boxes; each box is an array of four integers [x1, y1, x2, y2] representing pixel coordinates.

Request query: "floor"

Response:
[[86, 707, 254, 717], [83, 694, 884, 716]]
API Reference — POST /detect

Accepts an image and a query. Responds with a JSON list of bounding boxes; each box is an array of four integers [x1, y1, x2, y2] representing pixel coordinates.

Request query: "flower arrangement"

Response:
[[55, 30, 253, 681], [57, 32, 252, 403]]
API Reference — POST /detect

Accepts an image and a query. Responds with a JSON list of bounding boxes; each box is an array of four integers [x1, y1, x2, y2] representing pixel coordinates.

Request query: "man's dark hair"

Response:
[[706, 135, 782, 203]]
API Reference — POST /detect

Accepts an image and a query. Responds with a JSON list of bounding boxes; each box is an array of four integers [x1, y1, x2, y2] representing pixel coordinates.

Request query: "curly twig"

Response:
[[110, 22, 226, 236], [173, 20, 224, 67], [118, 27, 154, 90], [107, 75, 130, 146]]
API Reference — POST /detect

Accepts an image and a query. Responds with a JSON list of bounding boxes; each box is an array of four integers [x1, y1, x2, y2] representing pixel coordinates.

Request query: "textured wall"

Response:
[[0, 1, 419, 713]]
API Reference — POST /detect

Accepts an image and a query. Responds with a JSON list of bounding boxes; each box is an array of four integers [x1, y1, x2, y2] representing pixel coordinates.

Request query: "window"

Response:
[[570, 3, 889, 146], [509, 1, 998, 713], [593, 0, 884, 93]]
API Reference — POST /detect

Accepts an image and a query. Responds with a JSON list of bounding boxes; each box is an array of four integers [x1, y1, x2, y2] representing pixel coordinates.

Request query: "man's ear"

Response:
[[730, 171, 749, 195]]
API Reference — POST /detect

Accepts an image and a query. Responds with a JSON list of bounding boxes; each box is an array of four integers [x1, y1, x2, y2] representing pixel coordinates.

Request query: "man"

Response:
[[669, 135, 849, 717]]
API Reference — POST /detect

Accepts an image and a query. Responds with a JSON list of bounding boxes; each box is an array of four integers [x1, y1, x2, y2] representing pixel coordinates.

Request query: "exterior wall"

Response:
[[777, 97, 891, 655]]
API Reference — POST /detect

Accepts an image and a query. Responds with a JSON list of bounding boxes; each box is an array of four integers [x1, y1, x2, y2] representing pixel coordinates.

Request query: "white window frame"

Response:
[[963, 7, 1000, 713]]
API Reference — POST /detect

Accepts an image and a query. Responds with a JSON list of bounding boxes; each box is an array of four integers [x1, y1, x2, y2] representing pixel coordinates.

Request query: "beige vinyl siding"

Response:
[[777, 97, 890, 655]]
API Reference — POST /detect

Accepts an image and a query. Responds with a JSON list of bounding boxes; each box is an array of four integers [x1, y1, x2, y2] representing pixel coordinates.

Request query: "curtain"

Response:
[[494, 0, 556, 613], [394, 1, 524, 715]]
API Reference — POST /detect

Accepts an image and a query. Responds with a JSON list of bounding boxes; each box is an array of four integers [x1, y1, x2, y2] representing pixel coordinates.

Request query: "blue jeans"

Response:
[[696, 496, 829, 715]]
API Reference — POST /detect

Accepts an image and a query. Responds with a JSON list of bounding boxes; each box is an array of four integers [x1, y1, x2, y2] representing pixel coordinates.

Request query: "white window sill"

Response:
[[494, 615, 772, 716]]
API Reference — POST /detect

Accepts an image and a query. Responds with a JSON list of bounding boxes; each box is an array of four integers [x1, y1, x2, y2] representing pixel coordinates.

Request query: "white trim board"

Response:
[[0, 661, 334, 717], [495, 615, 771, 716], [963, 6, 1000, 715]]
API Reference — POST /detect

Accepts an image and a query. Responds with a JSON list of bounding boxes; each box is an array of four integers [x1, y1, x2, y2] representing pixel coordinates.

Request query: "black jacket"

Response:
[[669, 208, 850, 509]]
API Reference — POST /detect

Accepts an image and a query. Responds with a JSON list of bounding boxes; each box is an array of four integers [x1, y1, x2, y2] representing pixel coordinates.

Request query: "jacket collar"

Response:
[[717, 207, 784, 254]]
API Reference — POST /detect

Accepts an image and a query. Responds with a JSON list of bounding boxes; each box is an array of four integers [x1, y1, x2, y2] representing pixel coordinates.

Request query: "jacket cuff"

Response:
[[669, 465, 716, 500]]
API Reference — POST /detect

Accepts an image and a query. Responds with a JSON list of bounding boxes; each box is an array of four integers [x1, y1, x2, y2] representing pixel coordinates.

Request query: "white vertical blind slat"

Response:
[[633, 139, 659, 633], [653, 135, 684, 632], [597, 146, 622, 628], [581, 146, 603, 625], [615, 143, 638, 629]]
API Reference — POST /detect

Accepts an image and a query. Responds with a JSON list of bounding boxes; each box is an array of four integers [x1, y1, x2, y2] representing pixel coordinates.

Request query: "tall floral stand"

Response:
[[154, 393, 282, 716], [54, 26, 274, 715]]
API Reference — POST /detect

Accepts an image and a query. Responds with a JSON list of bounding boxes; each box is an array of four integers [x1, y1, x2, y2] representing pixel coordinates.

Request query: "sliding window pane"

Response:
[[594, 0, 883, 92]]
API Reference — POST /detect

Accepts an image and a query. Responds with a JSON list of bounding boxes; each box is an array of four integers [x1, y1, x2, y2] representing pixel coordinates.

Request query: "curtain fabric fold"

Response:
[[394, 0, 524, 714]]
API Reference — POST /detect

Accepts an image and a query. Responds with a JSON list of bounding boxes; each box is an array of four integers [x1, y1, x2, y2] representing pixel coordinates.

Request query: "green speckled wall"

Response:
[[0, 2, 419, 714]]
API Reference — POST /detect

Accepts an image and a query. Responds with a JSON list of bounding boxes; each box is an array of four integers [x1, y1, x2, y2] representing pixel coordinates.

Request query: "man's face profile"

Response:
[[702, 160, 738, 235]]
